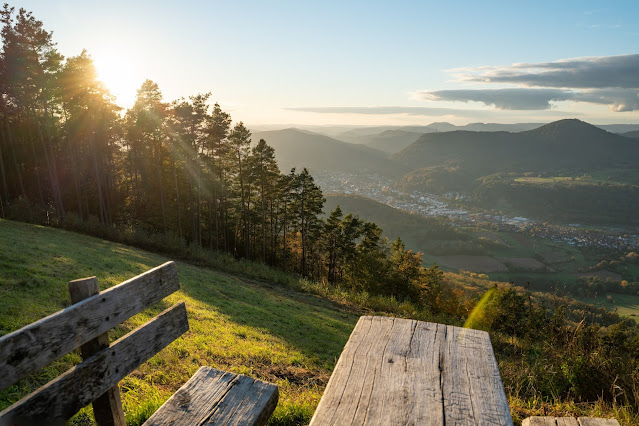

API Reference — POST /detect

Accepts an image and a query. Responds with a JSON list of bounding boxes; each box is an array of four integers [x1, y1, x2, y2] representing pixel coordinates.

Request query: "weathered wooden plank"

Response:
[[0, 261, 179, 391], [69, 277, 125, 426], [556, 418, 580, 426], [310, 316, 513, 426], [442, 325, 513, 425], [0, 302, 188, 422], [579, 418, 620, 426], [143, 366, 278, 426], [522, 418, 559, 426]]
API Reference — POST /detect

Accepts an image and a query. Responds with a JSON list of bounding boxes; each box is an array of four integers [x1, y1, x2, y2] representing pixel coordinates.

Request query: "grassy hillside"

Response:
[[0, 219, 358, 425]]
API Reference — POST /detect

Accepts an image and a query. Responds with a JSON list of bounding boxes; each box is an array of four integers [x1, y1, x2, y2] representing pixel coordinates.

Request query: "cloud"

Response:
[[420, 88, 573, 110], [418, 88, 639, 111], [574, 88, 639, 112], [417, 88, 639, 112], [462, 54, 639, 89], [421, 54, 639, 111]]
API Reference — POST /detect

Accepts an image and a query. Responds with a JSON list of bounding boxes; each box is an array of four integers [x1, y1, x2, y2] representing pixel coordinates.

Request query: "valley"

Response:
[[297, 119, 639, 318]]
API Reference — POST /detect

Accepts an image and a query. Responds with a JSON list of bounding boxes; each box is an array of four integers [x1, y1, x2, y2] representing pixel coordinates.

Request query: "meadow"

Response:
[[0, 219, 358, 424]]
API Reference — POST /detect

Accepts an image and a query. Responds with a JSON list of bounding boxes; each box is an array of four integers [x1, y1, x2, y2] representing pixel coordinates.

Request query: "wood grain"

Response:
[[309, 316, 513, 426], [143, 366, 278, 426], [0, 261, 179, 391], [522, 417, 561, 426], [0, 302, 188, 422], [68, 277, 126, 426], [578, 418, 621, 426]]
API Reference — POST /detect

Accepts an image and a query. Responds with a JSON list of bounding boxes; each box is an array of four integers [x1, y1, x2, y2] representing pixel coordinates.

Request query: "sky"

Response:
[[13, 0, 639, 126]]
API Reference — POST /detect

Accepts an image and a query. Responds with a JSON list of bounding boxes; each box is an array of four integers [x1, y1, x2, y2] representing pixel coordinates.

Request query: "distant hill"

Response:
[[350, 129, 424, 153], [428, 122, 546, 132], [599, 124, 639, 134], [622, 130, 639, 138], [251, 128, 399, 175], [334, 122, 547, 142], [393, 119, 639, 175]]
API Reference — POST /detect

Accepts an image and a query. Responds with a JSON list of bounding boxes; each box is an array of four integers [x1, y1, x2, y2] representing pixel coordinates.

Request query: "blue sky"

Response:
[[15, 0, 639, 125]]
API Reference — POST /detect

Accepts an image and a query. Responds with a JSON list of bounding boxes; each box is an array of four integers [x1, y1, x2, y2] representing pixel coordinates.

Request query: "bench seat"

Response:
[[144, 367, 278, 426]]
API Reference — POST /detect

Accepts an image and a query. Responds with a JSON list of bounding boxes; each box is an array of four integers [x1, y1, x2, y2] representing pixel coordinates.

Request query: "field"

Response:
[[576, 293, 639, 318], [0, 220, 358, 424], [513, 170, 639, 186], [514, 176, 581, 184], [434, 255, 508, 272]]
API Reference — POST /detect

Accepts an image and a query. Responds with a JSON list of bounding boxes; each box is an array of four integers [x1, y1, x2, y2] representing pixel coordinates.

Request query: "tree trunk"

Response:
[[4, 117, 27, 200], [37, 124, 63, 219], [172, 156, 182, 240], [155, 141, 166, 234], [0, 128, 10, 208], [88, 123, 106, 224]]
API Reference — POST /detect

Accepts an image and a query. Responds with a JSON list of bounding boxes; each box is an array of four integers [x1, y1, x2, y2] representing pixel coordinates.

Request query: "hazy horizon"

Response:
[[12, 0, 639, 126]]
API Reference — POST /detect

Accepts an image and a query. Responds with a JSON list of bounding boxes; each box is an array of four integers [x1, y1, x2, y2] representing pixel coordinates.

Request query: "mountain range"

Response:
[[392, 119, 639, 175], [251, 128, 399, 175]]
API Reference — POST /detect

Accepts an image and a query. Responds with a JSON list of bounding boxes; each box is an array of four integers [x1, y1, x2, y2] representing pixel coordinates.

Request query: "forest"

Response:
[[0, 6, 436, 303]]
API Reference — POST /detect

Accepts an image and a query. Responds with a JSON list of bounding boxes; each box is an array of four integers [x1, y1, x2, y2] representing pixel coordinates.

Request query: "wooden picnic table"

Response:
[[310, 316, 513, 425]]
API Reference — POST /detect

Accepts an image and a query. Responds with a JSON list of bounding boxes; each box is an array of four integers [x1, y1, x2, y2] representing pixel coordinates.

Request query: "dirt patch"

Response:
[[508, 232, 533, 248], [540, 249, 572, 263], [578, 270, 623, 282], [475, 231, 510, 247], [262, 365, 330, 387], [496, 257, 552, 272], [434, 255, 508, 273]]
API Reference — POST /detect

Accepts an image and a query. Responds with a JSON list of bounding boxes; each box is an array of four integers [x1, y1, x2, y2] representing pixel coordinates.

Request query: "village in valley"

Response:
[[315, 170, 639, 253]]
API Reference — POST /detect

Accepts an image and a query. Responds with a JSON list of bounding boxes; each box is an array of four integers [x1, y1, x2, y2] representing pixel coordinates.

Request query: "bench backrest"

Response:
[[0, 261, 188, 424]]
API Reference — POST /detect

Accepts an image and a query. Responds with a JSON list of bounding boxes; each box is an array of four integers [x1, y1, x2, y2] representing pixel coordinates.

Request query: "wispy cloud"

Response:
[[420, 89, 573, 110], [461, 54, 639, 89], [419, 88, 639, 112], [421, 54, 639, 111]]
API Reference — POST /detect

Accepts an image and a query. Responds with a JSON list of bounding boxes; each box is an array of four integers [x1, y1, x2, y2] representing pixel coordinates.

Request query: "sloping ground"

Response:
[[0, 219, 358, 425], [496, 257, 551, 272], [434, 255, 508, 272]]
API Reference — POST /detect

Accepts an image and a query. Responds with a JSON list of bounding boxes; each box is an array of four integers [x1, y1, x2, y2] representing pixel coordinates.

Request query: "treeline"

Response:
[[0, 5, 439, 302]]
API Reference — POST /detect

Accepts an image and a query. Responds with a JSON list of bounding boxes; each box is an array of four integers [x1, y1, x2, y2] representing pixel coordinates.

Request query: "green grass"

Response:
[[0, 219, 359, 424], [488, 271, 578, 287], [513, 172, 639, 187], [575, 293, 639, 318], [514, 176, 579, 184]]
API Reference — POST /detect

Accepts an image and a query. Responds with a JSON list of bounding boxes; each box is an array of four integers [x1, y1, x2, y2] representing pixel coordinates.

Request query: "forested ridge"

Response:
[[0, 5, 435, 301]]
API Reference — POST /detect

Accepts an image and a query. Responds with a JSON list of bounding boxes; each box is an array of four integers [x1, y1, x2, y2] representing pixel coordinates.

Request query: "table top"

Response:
[[309, 316, 513, 426]]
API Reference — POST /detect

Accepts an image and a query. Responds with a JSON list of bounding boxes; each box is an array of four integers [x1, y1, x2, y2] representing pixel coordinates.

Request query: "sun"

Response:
[[93, 52, 146, 109]]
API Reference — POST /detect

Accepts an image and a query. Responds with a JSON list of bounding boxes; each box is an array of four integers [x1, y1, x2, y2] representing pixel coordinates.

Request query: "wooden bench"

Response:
[[0, 261, 278, 425], [310, 315, 513, 425]]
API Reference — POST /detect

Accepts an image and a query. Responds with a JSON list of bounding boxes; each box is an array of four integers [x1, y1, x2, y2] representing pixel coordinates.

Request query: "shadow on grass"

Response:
[[178, 263, 358, 369]]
